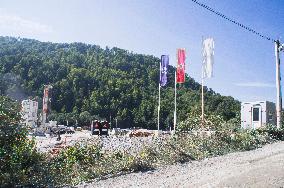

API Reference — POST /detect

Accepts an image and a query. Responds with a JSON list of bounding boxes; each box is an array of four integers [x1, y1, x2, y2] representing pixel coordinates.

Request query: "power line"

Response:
[[190, 0, 276, 42]]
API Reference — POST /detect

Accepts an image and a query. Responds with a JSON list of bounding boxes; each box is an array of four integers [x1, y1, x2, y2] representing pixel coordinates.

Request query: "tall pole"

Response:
[[275, 40, 282, 129], [201, 68, 204, 128], [158, 84, 161, 131], [201, 37, 205, 128], [158, 59, 161, 132], [174, 70, 177, 133]]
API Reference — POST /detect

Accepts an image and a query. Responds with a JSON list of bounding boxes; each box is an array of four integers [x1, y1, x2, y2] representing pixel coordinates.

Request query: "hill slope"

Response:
[[0, 36, 239, 129]]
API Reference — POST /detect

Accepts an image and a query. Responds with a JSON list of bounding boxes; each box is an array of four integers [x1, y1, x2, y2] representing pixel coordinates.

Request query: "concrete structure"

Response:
[[21, 99, 38, 128], [241, 101, 276, 129]]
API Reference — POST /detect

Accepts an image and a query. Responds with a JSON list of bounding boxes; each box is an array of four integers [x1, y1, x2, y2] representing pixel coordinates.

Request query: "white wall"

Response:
[[241, 101, 276, 129]]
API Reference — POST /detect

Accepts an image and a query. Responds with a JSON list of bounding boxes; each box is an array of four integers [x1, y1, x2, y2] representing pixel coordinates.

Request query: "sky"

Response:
[[0, 0, 283, 103]]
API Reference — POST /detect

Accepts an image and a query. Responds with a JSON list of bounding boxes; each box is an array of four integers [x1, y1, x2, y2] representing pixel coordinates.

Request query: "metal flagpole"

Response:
[[174, 70, 177, 133], [158, 84, 161, 131], [158, 59, 161, 132], [201, 37, 205, 128], [201, 66, 204, 128], [275, 40, 282, 129]]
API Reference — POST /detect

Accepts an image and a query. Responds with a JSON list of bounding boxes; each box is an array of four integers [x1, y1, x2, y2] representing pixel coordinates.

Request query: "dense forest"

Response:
[[0, 36, 240, 129]]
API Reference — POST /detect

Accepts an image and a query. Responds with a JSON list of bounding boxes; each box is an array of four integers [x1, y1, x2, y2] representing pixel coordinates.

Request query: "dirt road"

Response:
[[80, 141, 284, 188]]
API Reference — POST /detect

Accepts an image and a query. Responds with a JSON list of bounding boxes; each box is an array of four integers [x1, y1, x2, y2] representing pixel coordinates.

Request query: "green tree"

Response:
[[79, 111, 91, 126], [0, 96, 43, 186]]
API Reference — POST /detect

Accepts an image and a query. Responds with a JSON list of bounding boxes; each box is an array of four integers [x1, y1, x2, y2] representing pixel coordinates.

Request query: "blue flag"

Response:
[[160, 55, 169, 86]]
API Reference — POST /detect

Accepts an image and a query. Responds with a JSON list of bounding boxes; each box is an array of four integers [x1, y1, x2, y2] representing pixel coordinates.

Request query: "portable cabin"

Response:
[[241, 101, 276, 129]]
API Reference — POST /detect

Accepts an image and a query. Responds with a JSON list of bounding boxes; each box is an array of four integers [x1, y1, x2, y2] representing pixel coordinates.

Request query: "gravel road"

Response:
[[79, 141, 284, 188]]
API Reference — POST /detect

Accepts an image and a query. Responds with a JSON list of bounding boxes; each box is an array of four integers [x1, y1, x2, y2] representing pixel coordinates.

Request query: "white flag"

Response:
[[202, 38, 214, 78]]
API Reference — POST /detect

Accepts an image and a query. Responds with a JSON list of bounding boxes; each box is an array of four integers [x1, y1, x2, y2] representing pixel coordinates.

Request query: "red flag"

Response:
[[177, 49, 186, 83]]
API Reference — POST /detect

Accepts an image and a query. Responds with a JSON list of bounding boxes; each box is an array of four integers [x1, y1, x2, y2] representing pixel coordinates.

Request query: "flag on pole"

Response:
[[202, 38, 214, 78], [177, 49, 186, 83], [160, 55, 169, 86]]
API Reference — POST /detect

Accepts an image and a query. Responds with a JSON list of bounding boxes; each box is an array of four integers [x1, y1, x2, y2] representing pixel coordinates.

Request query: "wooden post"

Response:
[[174, 70, 177, 133]]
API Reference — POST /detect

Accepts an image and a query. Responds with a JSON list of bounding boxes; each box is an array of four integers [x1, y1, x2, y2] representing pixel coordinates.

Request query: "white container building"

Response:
[[241, 101, 276, 129]]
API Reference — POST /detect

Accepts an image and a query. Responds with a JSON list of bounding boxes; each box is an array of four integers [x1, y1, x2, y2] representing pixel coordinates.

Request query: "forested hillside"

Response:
[[0, 36, 240, 129]]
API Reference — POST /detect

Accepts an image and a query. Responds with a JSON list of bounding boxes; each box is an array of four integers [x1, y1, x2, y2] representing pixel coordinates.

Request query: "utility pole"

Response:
[[275, 40, 283, 129]]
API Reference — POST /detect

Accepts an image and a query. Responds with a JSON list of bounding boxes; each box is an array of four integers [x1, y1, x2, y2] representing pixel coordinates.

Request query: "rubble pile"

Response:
[[128, 129, 154, 137], [34, 130, 170, 156]]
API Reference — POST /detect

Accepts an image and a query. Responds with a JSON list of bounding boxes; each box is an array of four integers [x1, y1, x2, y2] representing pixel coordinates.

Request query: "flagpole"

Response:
[[201, 37, 205, 129], [158, 84, 161, 131], [158, 58, 161, 132], [201, 67, 204, 129], [174, 70, 177, 133]]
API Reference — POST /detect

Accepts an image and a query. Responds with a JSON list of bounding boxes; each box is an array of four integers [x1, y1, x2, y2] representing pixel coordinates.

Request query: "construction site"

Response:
[[22, 85, 169, 156]]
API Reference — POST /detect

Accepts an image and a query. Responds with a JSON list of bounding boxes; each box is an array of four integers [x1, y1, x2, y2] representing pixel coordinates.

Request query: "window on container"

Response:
[[253, 107, 260, 121]]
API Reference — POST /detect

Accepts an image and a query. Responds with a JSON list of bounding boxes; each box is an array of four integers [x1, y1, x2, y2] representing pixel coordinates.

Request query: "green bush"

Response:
[[177, 111, 226, 131], [259, 125, 284, 141], [0, 96, 45, 187], [45, 141, 156, 186]]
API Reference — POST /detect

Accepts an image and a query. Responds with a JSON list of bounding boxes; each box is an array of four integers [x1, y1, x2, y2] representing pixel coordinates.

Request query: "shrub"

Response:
[[260, 125, 284, 141], [177, 111, 226, 131], [0, 96, 45, 187]]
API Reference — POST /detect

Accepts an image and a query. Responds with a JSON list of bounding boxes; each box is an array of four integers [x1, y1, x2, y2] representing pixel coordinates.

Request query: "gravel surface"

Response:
[[34, 131, 169, 154], [34, 131, 92, 153], [78, 141, 284, 188]]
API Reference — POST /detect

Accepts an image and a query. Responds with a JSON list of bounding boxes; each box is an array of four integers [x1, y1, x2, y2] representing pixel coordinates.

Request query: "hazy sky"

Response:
[[0, 0, 283, 103]]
